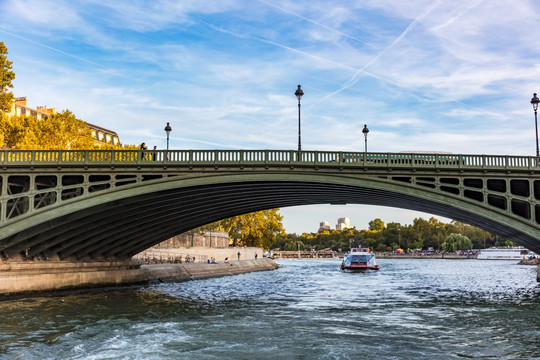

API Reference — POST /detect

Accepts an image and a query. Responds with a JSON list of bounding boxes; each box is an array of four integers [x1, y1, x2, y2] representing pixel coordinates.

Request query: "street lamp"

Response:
[[531, 93, 540, 157], [362, 124, 369, 152], [436, 225, 440, 250], [398, 227, 401, 248], [295, 85, 304, 153], [164, 122, 172, 152]]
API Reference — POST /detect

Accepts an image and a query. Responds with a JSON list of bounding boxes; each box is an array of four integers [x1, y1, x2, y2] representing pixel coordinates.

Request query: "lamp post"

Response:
[[295, 85, 304, 154], [164, 122, 172, 152], [436, 225, 440, 250], [398, 227, 401, 249], [531, 93, 540, 157], [362, 124, 369, 152]]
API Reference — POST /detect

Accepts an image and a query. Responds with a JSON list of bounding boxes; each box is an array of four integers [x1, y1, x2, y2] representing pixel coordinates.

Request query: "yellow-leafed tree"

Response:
[[219, 209, 284, 250], [1, 110, 107, 150]]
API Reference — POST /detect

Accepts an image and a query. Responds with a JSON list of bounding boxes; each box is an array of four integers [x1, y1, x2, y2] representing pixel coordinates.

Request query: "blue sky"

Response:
[[1, 0, 540, 234]]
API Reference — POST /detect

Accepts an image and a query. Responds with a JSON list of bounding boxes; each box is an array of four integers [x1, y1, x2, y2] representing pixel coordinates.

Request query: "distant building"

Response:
[[87, 123, 120, 147], [9, 97, 55, 120], [336, 217, 351, 231], [159, 231, 230, 248], [5, 96, 120, 147], [318, 221, 331, 232]]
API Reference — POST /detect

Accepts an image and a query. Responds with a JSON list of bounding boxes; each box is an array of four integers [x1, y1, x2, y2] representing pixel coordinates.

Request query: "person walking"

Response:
[[139, 143, 148, 160], [237, 251, 241, 261]]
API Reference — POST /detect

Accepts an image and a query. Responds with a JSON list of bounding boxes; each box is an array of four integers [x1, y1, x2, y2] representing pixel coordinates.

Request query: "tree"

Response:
[[376, 243, 388, 252], [0, 42, 15, 114], [368, 218, 385, 232], [0, 110, 96, 150], [35, 110, 95, 149], [441, 233, 473, 251], [218, 209, 284, 250]]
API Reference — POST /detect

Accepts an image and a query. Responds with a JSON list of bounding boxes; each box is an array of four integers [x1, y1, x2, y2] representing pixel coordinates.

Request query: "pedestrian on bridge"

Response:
[[237, 251, 241, 261], [139, 143, 148, 160]]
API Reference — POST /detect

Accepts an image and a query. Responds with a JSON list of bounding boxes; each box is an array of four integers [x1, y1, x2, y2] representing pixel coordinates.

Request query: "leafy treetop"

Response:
[[0, 42, 15, 114]]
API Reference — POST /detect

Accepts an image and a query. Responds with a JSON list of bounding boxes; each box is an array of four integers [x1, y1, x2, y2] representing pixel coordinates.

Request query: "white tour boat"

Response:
[[477, 247, 529, 260], [341, 247, 379, 271]]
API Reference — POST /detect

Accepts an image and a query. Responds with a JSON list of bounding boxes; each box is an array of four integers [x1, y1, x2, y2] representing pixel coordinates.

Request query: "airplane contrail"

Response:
[[203, 22, 397, 86], [311, 0, 442, 108], [0, 27, 106, 69], [255, 0, 378, 49]]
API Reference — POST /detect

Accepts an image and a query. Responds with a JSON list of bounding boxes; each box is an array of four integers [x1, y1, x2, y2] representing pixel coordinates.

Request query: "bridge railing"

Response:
[[0, 150, 538, 170]]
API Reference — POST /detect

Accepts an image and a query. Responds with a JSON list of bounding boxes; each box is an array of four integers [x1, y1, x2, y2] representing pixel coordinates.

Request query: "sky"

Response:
[[1, 0, 540, 234]]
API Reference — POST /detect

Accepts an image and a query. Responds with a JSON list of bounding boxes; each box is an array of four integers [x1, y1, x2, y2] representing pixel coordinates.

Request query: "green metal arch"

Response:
[[1, 171, 539, 261]]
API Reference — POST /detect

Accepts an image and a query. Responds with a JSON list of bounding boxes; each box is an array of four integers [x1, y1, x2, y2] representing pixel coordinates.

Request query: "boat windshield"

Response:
[[350, 255, 372, 262]]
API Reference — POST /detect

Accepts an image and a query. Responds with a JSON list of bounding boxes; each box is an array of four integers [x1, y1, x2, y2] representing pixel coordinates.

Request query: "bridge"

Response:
[[1, 149, 540, 263]]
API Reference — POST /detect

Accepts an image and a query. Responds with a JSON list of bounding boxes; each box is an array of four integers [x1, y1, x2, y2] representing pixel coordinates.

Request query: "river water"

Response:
[[0, 259, 539, 359]]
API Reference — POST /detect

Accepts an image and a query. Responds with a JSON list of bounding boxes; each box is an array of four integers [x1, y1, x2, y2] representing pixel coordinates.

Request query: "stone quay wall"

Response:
[[0, 258, 278, 297]]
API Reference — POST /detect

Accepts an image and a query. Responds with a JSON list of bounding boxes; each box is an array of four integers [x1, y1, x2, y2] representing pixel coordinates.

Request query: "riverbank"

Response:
[[271, 251, 478, 260], [518, 258, 539, 265], [0, 258, 278, 297], [134, 246, 263, 263], [377, 253, 477, 259], [143, 258, 278, 282]]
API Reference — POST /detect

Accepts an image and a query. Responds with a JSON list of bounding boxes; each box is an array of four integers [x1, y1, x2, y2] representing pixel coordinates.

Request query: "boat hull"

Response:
[[341, 247, 379, 271], [341, 265, 379, 271]]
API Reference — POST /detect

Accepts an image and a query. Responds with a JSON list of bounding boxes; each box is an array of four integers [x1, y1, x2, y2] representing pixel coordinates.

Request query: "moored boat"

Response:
[[477, 247, 529, 260], [341, 247, 379, 270]]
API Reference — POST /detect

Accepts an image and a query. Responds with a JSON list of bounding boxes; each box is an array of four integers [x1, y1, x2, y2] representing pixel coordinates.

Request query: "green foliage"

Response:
[[441, 233, 473, 251], [0, 42, 15, 114], [409, 238, 424, 250], [275, 217, 504, 252], [284, 241, 305, 251], [503, 240, 515, 247], [376, 243, 388, 252], [368, 218, 385, 231]]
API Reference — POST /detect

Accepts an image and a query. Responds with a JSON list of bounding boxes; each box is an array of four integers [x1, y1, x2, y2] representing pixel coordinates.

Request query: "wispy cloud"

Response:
[[255, 0, 378, 48]]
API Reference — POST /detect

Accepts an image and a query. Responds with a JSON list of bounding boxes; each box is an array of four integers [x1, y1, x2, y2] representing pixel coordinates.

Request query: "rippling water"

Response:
[[1, 259, 539, 359]]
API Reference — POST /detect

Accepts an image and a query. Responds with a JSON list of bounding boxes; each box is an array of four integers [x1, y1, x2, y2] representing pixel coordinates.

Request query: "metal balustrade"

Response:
[[1, 149, 538, 169]]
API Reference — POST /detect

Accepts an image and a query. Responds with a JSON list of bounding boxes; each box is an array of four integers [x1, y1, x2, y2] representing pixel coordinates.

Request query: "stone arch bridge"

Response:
[[1, 149, 540, 262]]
